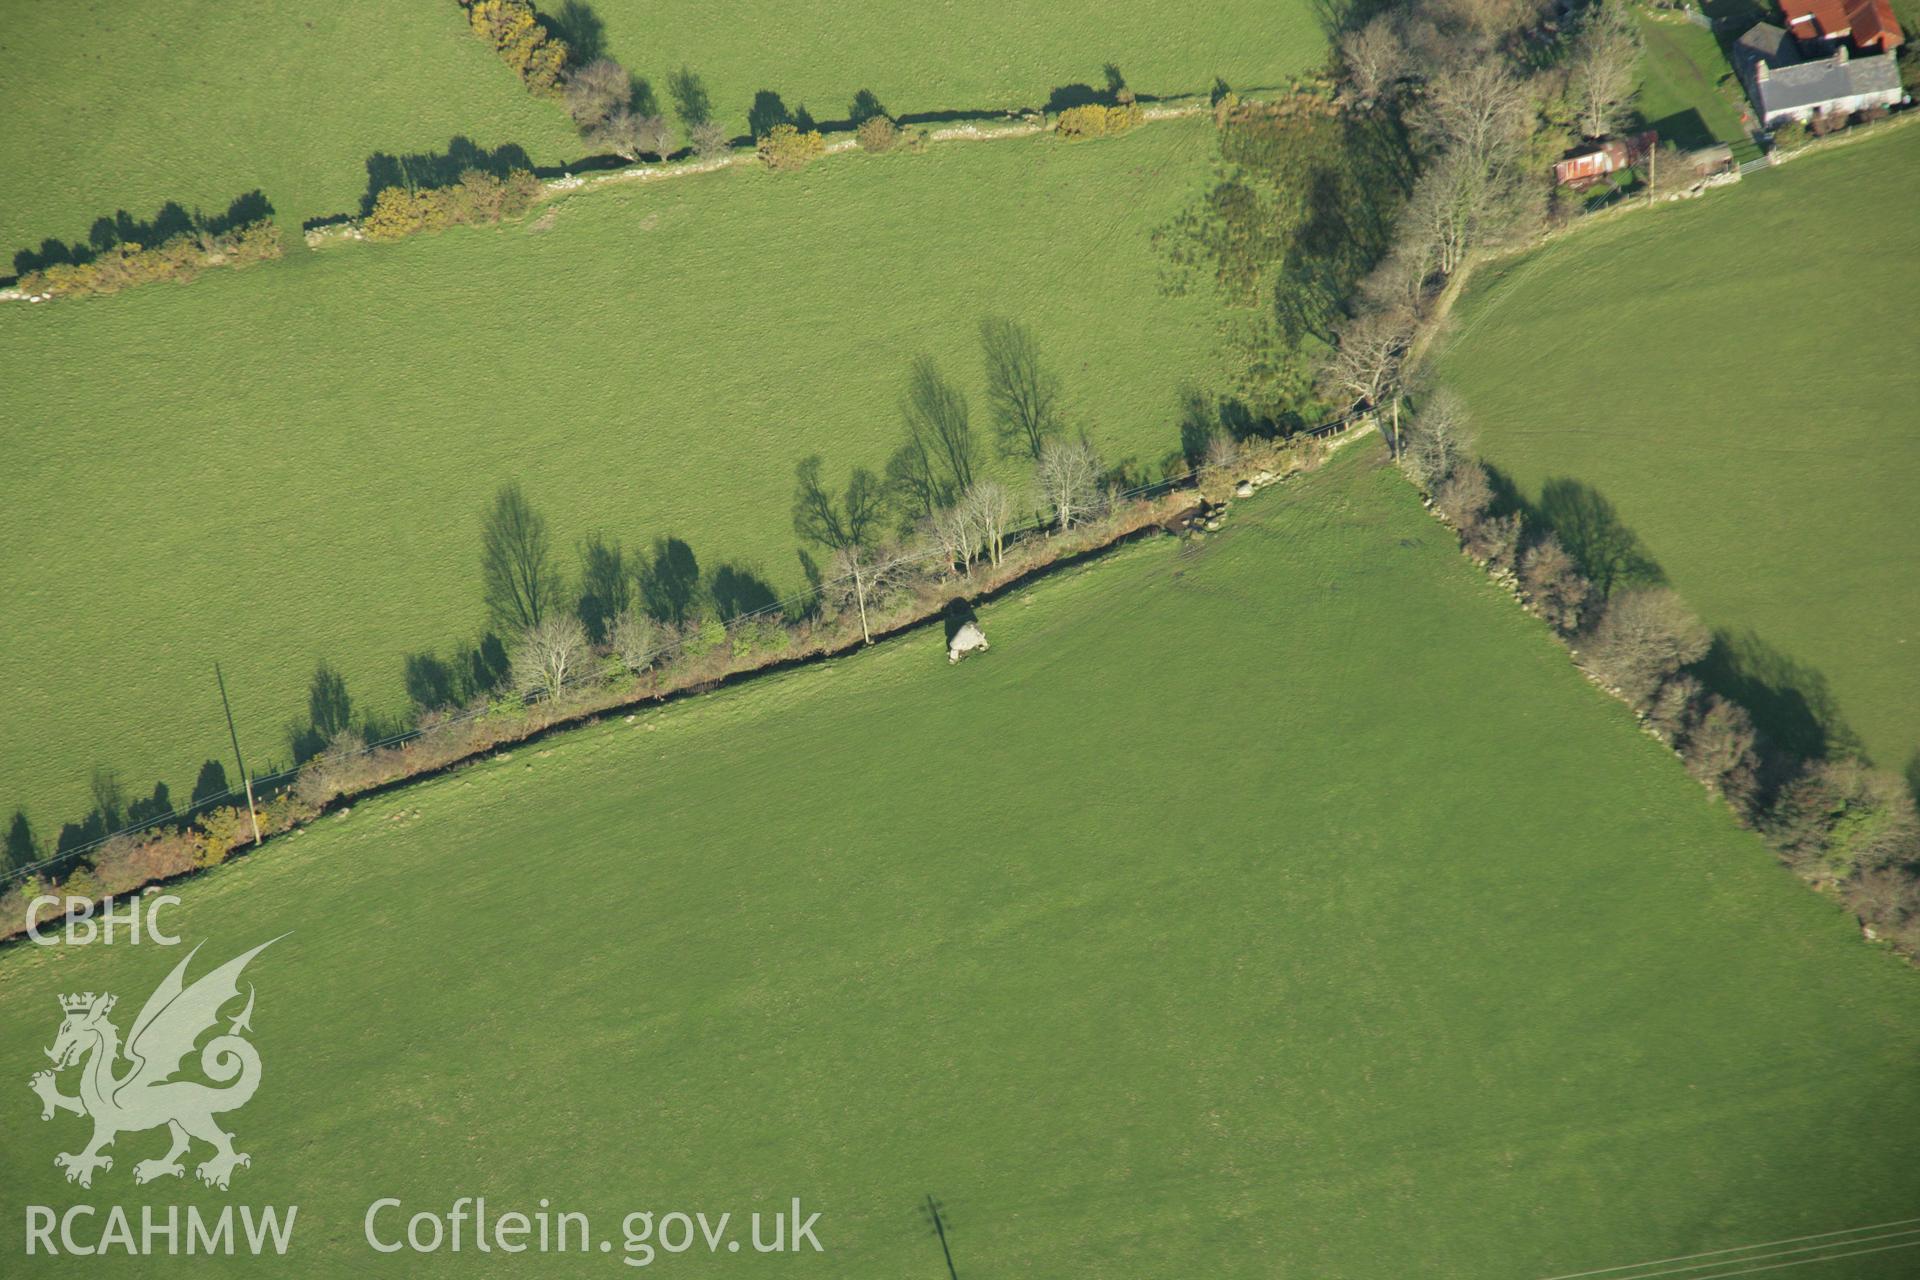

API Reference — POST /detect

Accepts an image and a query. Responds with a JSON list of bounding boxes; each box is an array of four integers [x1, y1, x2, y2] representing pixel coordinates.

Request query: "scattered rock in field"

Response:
[[625, 714, 637, 723], [1235, 480, 1254, 498], [948, 621, 990, 664]]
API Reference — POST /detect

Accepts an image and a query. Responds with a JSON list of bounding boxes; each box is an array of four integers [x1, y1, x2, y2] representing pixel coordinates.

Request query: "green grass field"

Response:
[[0, 0, 581, 250], [1436, 123, 1920, 779], [574, 0, 1326, 131], [1631, 14, 1749, 151], [5, 450, 1918, 1276], [0, 0, 1324, 255], [0, 119, 1230, 829]]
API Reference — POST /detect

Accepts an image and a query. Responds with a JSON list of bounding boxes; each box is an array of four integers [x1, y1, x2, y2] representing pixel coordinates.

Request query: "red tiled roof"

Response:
[[1780, 0, 1904, 50], [1849, 0, 1903, 49]]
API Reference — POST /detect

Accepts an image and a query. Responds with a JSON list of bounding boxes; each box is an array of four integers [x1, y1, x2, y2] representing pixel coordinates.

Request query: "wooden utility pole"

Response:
[[853, 558, 872, 645], [215, 662, 262, 845]]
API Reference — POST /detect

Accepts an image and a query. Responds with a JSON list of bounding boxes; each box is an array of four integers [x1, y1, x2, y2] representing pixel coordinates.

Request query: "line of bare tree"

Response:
[[1403, 388, 1920, 953], [798, 318, 1107, 642], [1318, 0, 1644, 453]]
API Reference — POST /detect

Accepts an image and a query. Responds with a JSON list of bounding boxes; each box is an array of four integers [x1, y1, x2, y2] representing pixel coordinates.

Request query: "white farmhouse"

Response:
[[1734, 22, 1903, 127]]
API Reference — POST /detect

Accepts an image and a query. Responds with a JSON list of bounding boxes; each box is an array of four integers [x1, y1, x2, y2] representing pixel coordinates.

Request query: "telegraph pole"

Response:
[[214, 662, 262, 844]]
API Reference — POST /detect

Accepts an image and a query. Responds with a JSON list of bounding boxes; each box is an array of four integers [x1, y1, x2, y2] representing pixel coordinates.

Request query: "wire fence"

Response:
[[3, 409, 1367, 891]]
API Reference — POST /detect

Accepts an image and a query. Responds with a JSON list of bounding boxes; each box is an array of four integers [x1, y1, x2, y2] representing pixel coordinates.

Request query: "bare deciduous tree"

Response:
[[1400, 149, 1537, 280], [1767, 759, 1920, 880], [1463, 509, 1523, 572], [482, 483, 561, 632], [1581, 587, 1710, 708], [586, 109, 673, 160], [689, 120, 729, 157], [1569, 0, 1643, 140], [980, 317, 1062, 461], [792, 455, 885, 642], [1318, 306, 1414, 452], [930, 504, 977, 579], [1397, 386, 1473, 492], [1341, 15, 1409, 103], [630, 114, 675, 158], [1203, 431, 1242, 474], [565, 57, 632, 129], [1433, 462, 1494, 528], [512, 614, 590, 701], [960, 480, 1013, 567], [1420, 56, 1534, 172], [1434, 0, 1554, 42], [1680, 694, 1760, 810], [609, 606, 662, 674], [1518, 533, 1591, 632], [1035, 437, 1104, 532]]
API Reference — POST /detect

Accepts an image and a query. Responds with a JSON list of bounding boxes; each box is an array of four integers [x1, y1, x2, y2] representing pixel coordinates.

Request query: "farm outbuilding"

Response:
[[1553, 131, 1658, 188]]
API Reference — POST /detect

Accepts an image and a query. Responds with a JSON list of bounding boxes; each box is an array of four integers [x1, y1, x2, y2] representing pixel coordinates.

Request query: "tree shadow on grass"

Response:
[[709, 562, 780, 622], [749, 90, 795, 139], [1695, 627, 1859, 763], [358, 137, 536, 215], [639, 536, 704, 627], [548, 0, 606, 65], [12, 191, 274, 277], [1485, 466, 1862, 796], [1642, 108, 1717, 153], [1484, 468, 1665, 599]]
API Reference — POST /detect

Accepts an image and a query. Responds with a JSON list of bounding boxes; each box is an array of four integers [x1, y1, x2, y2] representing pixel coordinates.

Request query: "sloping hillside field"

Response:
[[1437, 124, 1920, 778], [0, 118, 1224, 827], [5, 451, 1916, 1277]]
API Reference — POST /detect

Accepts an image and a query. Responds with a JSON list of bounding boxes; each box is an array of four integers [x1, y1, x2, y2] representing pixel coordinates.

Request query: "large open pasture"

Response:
[[573, 0, 1327, 134], [0, 119, 1227, 827], [1436, 123, 1920, 780], [5, 450, 1917, 1275], [0, 0, 1324, 251], [0, 0, 580, 249]]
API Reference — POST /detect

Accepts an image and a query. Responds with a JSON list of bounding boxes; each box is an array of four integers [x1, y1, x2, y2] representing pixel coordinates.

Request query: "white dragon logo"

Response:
[[28, 938, 281, 1190]]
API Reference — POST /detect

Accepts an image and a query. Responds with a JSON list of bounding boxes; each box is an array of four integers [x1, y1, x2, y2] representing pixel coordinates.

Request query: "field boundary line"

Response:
[[0, 415, 1370, 895]]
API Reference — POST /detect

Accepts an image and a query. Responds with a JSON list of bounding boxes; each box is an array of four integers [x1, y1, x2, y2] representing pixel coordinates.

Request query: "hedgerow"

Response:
[[757, 123, 826, 171], [362, 169, 543, 241], [0, 433, 1340, 941], [1054, 103, 1143, 140], [18, 221, 281, 299], [461, 0, 568, 98], [855, 115, 901, 153]]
